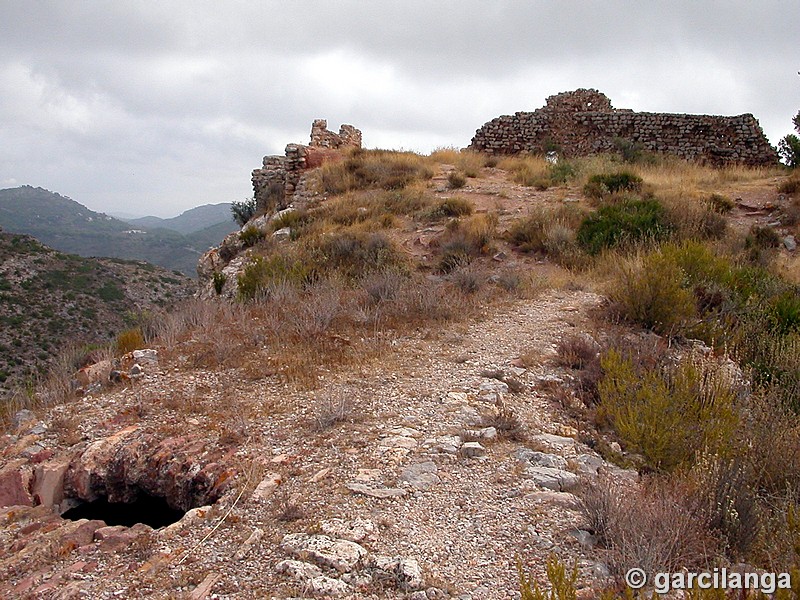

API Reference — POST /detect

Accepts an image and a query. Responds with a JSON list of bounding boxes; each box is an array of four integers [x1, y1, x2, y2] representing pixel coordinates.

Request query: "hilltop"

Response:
[[0, 187, 237, 276], [0, 140, 799, 599]]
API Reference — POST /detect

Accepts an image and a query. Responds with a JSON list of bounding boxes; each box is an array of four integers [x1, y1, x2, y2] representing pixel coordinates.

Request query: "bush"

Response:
[[555, 334, 598, 369], [212, 272, 227, 295], [746, 225, 782, 250], [708, 193, 735, 213], [239, 225, 266, 247], [779, 173, 800, 195], [583, 171, 643, 200], [231, 197, 258, 227], [436, 214, 497, 273], [116, 328, 144, 354], [780, 134, 800, 168], [426, 197, 474, 219], [237, 251, 312, 299], [597, 350, 738, 471], [577, 198, 671, 255], [447, 171, 467, 189], [311, 231, 405, 279], [579, 475, 720, 577], [607, 251, 696, 335], [519, 554, 578, 600]]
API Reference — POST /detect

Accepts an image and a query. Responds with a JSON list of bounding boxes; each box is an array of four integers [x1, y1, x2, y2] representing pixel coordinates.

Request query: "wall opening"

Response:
[[62, 491, 186, 529]]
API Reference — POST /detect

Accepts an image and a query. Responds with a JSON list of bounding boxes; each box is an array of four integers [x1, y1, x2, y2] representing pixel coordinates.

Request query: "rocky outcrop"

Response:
[[251, 119, 362, 213], [199, 120, 361, 298], [469, 88, 778, 166]]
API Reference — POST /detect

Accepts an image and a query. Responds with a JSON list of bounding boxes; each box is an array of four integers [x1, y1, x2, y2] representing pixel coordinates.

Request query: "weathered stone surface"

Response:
[[529, 433, 576, 450], [346, 483, 406, 499], [233, 527, 264, 560], [461, 441, 486, 458], [469, 89, 778, 166], [575, 453, 605, 476], [32, 455, 71, 507], [0, 459, 34, 507], [514, 449, 568, 470], [368, 555, 425, 591], [280, 533, 367, 573], [63, 426, 236, 511], [251, 472, 282, 502], [276, 559, 323, 581], [75, 360, 112, 387], [399, 462, 440, 491], [525, 490, 582, 510], [379, 435, 418, 450], [320, 518, 376, 543], [524, 466, 580, 492]]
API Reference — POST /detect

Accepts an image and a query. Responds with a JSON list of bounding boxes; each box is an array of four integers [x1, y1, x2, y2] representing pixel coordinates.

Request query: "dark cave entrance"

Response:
[[61, 491, 186, 529]]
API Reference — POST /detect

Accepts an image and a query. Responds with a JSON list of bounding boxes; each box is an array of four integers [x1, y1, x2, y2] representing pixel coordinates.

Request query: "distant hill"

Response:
[[0, 231, 194, 395], [0, 187, 237, 276], [124, 203, 234, 236]]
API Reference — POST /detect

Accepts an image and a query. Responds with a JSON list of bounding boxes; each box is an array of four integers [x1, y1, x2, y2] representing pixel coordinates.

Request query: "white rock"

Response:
[[320, 518, 376, 543], [275, 559, 323, 580], [461, 442, 486, 458], [524, 466, 580, 492], [280, 533, 367, 573]]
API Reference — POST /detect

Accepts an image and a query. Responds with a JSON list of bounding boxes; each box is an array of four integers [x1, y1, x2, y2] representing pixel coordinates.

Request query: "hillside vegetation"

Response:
[[0, 187, 237, 276], [3, 148, 800, 598], [0, 232, 193, 397]]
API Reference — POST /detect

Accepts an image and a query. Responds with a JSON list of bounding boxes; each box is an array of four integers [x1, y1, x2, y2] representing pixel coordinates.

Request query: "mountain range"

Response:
[[0, 186, 237, 276]]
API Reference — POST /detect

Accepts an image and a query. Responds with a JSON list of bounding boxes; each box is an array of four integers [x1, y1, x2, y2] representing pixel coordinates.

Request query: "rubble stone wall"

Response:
[[468, 89, 778, 166], [251, 120, 362, 211]]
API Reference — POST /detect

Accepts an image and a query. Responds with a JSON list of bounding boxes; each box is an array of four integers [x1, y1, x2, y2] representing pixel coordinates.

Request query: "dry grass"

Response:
[[580, 474, 722, 577]]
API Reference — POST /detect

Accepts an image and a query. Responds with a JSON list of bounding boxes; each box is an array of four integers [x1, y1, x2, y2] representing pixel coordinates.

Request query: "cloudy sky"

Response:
[[1, 1, 798, 217]]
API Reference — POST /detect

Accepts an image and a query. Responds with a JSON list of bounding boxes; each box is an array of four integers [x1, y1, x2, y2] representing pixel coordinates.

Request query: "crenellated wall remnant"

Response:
[[468, 89, 778, 166], [251, 120, 362, 212]]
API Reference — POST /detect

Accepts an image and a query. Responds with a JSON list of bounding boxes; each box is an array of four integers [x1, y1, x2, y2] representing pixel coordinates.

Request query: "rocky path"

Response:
[[0, 288, 626, 599]]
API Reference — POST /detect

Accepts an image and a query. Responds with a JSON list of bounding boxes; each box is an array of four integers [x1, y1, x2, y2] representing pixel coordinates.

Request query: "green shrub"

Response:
[[583, 171, 643, 200], [436, 214, 497, 273], [577, 198, 671, 255], [212, 272, 227, 295], [519, 554, 578, 600], [239, 225, 266, 247], [708, 193, 735, 213], [597, 350, 738, 471], [310, 230, 405, 279], [607, 251, 696, 335], [746, 225, 782, 250], [547, 161, 578, 184], [231, 197, 258, 227], [237, 252, 311, 299]]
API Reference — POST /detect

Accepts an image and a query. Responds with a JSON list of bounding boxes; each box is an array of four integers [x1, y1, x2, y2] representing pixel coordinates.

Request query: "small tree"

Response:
[[779, 110, 800, 168], [231, 197, 257, 227]]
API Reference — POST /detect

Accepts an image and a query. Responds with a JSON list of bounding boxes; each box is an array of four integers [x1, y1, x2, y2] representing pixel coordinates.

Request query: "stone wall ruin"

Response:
[[251, 119, 362, 212], [468, 89, 778, 166]]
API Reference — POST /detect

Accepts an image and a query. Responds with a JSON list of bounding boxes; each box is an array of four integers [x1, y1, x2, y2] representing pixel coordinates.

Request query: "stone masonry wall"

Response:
[[469, 89, 778, 166], [251, 120, 362, 211]]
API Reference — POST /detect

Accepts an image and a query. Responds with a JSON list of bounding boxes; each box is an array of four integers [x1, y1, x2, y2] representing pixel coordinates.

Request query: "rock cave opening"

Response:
[[61, 491, 186, 529]]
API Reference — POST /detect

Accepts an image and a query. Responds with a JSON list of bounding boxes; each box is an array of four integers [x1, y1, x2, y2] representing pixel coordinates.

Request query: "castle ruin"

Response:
[[251, 120, 362, 211], [468, 89, 778, 166]]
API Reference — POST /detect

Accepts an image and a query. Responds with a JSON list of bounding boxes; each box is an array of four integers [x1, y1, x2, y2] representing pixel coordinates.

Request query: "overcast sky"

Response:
[[1, 1, 798, 218]]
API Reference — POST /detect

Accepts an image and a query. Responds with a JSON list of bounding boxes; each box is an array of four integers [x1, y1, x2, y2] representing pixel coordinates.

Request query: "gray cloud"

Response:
[[1, 1, 797, 216]]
